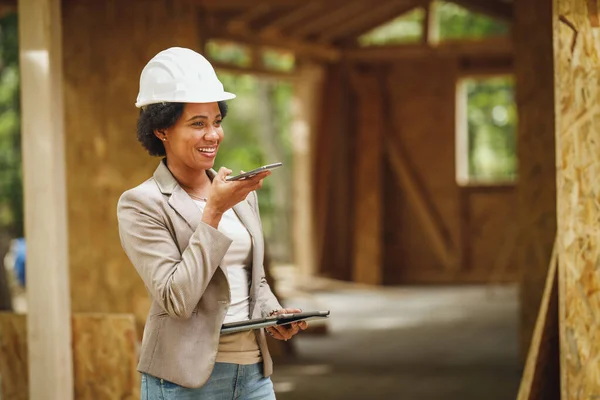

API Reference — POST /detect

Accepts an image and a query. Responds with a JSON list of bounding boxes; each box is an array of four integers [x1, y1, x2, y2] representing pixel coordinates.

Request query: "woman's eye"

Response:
[[192, 121, 204, 127], [215, 120, 223, 126]]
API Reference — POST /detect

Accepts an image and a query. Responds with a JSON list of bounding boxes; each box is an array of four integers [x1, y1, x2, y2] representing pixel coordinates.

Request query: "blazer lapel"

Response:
[[169, 185, 202, 232], [153, 160, 261, 237], [153, 159, 202, 232]]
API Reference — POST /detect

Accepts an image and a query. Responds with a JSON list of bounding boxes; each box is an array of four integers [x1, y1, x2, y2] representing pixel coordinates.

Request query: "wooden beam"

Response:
[[457, 55, 514, 74], [344, 37, 512, 61], [385, 137, 458, 271], [227, 3, 274, 31], [211, 60, 296, 80], [446, 0, 513, 21], [18, 0, 74, 398], [289, 0, 372, 39], [349, 69, 384, 285], [209, 28, 341, 61], [291, 63, 324, 284], [259, 3, 324, 37], [514, 0, 556, 368], [313, 64, 347, 281], [198, 0, 307, 10], [423, 1, 439, 45], [318, 0, 422, 44]]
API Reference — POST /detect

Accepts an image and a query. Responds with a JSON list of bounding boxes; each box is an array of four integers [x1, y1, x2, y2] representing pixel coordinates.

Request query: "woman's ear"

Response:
[[154, 129, 167, 142]]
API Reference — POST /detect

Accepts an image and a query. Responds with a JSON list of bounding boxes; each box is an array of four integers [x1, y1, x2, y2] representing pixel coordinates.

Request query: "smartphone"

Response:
[[226, 162, 283, 181]]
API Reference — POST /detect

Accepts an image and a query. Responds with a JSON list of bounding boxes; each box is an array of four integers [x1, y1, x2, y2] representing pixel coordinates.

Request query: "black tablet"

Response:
[[220, 310, 330, 335]]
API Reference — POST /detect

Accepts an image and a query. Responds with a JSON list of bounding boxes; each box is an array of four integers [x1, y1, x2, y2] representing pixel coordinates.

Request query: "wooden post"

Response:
[[18, 0, 74, 398], [423, 1, 439, 45], [291, 62, 324, 284], [349, 69, 384, 285], [513, 0, 557, 363]]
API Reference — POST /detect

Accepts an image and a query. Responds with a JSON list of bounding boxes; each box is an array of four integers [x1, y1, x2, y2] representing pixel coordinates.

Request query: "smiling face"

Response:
[[156, 102, 224, 172]]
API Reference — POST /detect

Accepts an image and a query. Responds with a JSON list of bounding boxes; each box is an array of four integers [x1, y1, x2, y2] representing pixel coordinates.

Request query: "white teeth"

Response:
[[198, 147, 216, 153]]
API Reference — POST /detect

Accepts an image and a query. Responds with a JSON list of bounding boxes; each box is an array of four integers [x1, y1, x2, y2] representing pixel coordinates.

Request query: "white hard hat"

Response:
[[135, 47, 236, 108]]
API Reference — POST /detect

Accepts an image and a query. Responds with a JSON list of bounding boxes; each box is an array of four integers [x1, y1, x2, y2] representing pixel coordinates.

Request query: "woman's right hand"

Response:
[[201, 167, 270, 228]]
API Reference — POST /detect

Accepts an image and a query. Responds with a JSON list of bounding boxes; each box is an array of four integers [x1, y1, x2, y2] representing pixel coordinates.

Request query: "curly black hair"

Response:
[[136, 101, 229, 156]]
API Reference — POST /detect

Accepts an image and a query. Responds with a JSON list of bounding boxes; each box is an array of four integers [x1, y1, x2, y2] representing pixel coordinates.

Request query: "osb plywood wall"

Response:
[[554, 0, 600, 396], [0, 313, 27, 400], [72, 314, 139, 399], [62, 0, 201, 333], [513, 0, 558, 360], [0, 312, 138, 400], [315, 58, 519, 284]]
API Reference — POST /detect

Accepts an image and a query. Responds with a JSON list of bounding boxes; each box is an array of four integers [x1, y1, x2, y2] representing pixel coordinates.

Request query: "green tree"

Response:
[[214, 71, 294, 263], [436, 1, 509, 40], [464, 76, 516, 181], [0, 12, 21, 238], [359, 1, 509, 45], [0, 12, 19, 311]]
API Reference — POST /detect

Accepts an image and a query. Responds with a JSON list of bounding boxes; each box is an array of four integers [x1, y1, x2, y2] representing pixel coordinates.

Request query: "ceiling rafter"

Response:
[[226, 4, 275, 32], [289, 0, 374, 39], [317, 0, 425, 44], [207, 26, 340, 61], [258, 3, 325, 36], [343, 36, 512, 61], [446, 0, 513, 21], [198, 0, 307, 10]]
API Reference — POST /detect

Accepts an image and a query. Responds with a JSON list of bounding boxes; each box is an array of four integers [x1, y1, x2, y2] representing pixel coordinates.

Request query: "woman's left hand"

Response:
[[266, 308, 308, 341]]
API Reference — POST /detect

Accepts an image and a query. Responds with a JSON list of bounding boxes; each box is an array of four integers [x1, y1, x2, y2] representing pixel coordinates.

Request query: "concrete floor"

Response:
[[271, 284, 521, 400]]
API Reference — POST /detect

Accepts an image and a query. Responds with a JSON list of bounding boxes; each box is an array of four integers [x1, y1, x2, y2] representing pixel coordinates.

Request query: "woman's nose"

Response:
[[205, 128, 219, 140]]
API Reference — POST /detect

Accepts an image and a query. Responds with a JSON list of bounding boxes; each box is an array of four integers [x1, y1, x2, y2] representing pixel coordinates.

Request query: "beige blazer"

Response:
[[117, 159, 282, 388]]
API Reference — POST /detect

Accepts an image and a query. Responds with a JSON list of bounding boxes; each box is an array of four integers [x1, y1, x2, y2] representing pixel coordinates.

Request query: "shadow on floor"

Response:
[[271, 285, 522, 400]]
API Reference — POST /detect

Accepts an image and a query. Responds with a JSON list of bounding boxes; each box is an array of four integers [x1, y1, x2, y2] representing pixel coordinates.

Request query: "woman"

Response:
[[117, 47, 306, 399]]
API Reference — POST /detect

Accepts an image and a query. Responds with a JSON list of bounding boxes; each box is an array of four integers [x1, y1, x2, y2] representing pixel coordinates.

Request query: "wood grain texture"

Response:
[[0, 312, 138, 400], [513, 0, 558, 361], [554, 0, 600, 396], [62, 0, 202, 335], [20, 0, 74, 397], [72, 314, 139, 400], [0, 313, 27, 400]]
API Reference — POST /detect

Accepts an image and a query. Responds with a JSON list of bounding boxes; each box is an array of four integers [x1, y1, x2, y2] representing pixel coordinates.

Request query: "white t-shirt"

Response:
[[193, 199, 261, 365], [193, 199, 252, 324]]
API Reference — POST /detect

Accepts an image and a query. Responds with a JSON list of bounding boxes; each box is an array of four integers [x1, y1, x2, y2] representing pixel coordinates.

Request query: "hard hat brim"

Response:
[[135, 91, 236, 108]]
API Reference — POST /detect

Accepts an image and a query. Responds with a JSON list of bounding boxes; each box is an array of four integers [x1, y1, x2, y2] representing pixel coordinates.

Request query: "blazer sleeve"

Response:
[[249, 191, 283, 316], [117, 189, 232, 320]]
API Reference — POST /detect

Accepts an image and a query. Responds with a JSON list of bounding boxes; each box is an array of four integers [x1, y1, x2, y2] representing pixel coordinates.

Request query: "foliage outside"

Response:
[[213, 74, 294, 263], [359, 1, 509, 45], [461, 76, 517, 182], [0, 13, 21, 238]]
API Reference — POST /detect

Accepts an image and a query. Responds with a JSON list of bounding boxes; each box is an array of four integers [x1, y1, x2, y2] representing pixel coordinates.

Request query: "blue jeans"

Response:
[[141, 362, 276, 400]]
